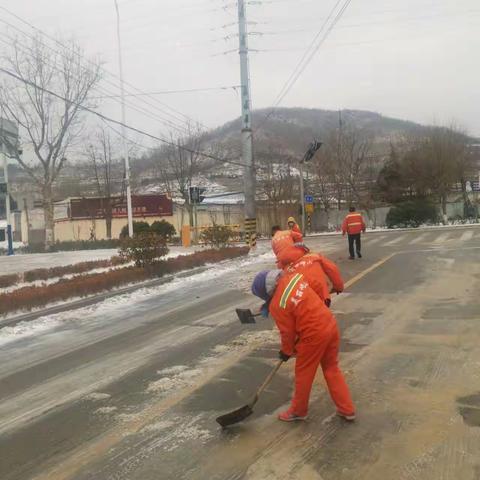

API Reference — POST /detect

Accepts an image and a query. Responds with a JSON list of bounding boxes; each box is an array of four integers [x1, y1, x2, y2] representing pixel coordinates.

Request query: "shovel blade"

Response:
[[215, 404, 253, 428], [236, 308, 256, 324]]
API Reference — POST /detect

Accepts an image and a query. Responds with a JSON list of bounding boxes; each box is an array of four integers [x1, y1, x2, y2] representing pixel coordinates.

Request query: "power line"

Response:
[[254, 0, 353, 133], [0, 30, 192, 136], [92, 85, 241, 99], [0, 65, 247, 169], [0, 5, 209, 131]]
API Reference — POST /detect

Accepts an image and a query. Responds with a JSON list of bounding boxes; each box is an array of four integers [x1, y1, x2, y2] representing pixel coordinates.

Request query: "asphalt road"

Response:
[[1, 226, 480, 480]]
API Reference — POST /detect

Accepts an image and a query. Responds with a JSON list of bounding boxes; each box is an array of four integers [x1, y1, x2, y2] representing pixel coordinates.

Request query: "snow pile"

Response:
[[0, 315, 63, 347]]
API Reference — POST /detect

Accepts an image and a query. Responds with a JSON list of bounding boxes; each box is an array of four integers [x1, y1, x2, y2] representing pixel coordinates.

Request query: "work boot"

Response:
[[337, 411, 356, 422], [278, 408, 307, 422]]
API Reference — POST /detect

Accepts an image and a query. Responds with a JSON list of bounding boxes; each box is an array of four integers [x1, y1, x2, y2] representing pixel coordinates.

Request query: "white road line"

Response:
[[383, 235, 407, 246], [409, 233, 428, 244], [460, 230, 474, 242], [365, 236, 385, 245], [433, 232, 451, 244]]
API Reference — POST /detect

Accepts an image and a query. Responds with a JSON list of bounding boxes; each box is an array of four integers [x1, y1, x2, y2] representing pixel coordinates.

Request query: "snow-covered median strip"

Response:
[[0, 250, 275, 346]]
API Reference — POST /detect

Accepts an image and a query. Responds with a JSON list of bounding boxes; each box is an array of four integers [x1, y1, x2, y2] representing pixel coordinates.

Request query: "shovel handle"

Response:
[[250, 359, 284, 407]]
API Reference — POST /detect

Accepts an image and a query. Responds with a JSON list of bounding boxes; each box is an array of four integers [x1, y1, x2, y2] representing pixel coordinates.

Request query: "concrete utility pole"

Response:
[[114, 0, 134, 238], [237, 0, 256, 248]]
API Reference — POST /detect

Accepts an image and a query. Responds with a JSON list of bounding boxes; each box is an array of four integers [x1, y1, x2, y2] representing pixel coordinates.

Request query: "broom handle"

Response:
[[251, 359, 284, 407]]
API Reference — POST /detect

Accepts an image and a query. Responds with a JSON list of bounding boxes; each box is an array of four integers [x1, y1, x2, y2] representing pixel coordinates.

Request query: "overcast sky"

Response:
[[1, 0, 479, 148]]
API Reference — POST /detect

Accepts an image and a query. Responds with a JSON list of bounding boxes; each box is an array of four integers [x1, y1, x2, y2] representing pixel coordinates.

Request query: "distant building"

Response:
[[53, 193, 244, 242]]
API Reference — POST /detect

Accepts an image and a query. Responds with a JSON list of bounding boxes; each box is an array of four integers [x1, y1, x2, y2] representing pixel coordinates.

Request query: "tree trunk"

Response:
[[460, 178, 472, 217], [43, 183, 55, 248], [441, 194, 448, 224], [105, 199, 113, 239]]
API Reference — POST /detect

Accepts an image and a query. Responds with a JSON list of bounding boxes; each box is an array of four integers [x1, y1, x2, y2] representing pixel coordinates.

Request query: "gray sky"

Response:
[[2, 0, 480, 147]]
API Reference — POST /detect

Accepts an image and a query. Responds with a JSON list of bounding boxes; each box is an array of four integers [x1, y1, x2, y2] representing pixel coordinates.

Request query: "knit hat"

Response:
[[251, 270, 282, 301]]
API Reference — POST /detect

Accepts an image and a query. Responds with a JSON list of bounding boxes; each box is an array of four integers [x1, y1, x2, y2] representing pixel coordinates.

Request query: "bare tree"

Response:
[[85, 127, 124, 239], [0, 34, 101, 246], [152, 124, 206, 227]]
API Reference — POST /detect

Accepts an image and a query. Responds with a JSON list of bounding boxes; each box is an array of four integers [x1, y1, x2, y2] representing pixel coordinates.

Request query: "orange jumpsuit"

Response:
[[284, 253, 344, 304], [272, 229, 306, 268], [290, 223, 303, 239], [269, 272, 354, 417]]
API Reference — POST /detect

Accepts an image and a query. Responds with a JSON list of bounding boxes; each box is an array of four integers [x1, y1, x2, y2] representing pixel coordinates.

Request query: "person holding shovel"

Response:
[[251, 270, 355, 422]]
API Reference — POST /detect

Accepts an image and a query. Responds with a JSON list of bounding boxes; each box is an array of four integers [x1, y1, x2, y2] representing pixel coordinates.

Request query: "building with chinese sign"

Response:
[[53, 193, 245, 241], [54, 194, 175, 241]]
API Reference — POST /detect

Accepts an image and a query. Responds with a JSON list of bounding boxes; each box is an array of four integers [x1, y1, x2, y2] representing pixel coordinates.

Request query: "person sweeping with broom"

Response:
[[251, 270, 355, 422]]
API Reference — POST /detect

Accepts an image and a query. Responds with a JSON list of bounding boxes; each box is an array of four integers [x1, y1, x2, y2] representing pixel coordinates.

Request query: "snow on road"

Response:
[[0, 249, 275, 346]]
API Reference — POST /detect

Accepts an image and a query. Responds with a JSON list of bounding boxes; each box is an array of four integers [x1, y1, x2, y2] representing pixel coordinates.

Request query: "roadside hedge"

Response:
[[0, 247, 249, 316], [0, 256, 127, 290]]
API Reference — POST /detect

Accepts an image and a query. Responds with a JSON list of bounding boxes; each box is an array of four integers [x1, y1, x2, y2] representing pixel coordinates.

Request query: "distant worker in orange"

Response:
[[284, 253, 344, 307], [287, 216, 302, 239], [271, 225, 308, 269], [342, 206, 366, 260], [251, 269, 355, 422]]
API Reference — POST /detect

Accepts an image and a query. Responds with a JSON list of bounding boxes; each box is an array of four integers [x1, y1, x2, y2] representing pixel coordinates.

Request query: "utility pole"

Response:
[[299, 160, 306, 234], [237, 0, 256, 249], [114, 0, 133, 238]]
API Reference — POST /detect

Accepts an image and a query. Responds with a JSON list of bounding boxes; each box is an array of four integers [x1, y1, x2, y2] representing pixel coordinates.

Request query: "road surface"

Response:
[[1, 226, 480, 480]]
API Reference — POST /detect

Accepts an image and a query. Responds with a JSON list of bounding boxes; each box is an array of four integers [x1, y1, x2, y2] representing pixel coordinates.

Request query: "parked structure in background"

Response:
[[0, 118, 19, 255]]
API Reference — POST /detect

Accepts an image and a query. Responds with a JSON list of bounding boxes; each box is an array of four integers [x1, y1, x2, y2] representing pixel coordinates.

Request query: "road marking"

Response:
[[383, 235, 406, 246], [409, 233, 428, 244], [460, 230, 474, 242], [344, 253, 396, 289], [433, 232, 450, 244], [365, 235, 385, 245]]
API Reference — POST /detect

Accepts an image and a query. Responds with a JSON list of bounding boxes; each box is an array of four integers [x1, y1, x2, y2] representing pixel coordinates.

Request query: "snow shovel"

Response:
[[236, 308, 261, 324], [216, 358, 284, 428]]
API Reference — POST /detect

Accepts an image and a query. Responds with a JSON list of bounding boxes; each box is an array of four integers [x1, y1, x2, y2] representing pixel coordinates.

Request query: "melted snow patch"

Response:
[[147, 368, 203, 393], [94, 406, 117, 415], [163, 424, 212, 452], [157, 365, 189, 375], [141, 420, 175, 433], [84, 392, 111, 401]]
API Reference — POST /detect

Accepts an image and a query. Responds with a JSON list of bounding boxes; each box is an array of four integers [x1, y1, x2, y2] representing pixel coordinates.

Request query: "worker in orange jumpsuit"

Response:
[[284, 253, 344, 307], [342, 206, 366, 260], [271, 225, 308, 268], [287, 216, 302, 238], [251, 270, 355, 422]]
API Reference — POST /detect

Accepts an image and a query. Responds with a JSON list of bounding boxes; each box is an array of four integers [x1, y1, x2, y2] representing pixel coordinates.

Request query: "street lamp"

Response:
[[299, 140, 322, 234], [114, 0, 134, 238]]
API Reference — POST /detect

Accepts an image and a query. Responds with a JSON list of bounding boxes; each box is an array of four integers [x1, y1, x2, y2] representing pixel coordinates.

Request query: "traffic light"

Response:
[[304, 140, 323, 163], [189, 186, 207, 204]]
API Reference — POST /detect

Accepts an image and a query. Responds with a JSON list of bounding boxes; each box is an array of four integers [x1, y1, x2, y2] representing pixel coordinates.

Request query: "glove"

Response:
[[293, 242, 310, 253], [260, 303, 269, 318], [324, 298, 331, 308], [279, 350, 291, 362]]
